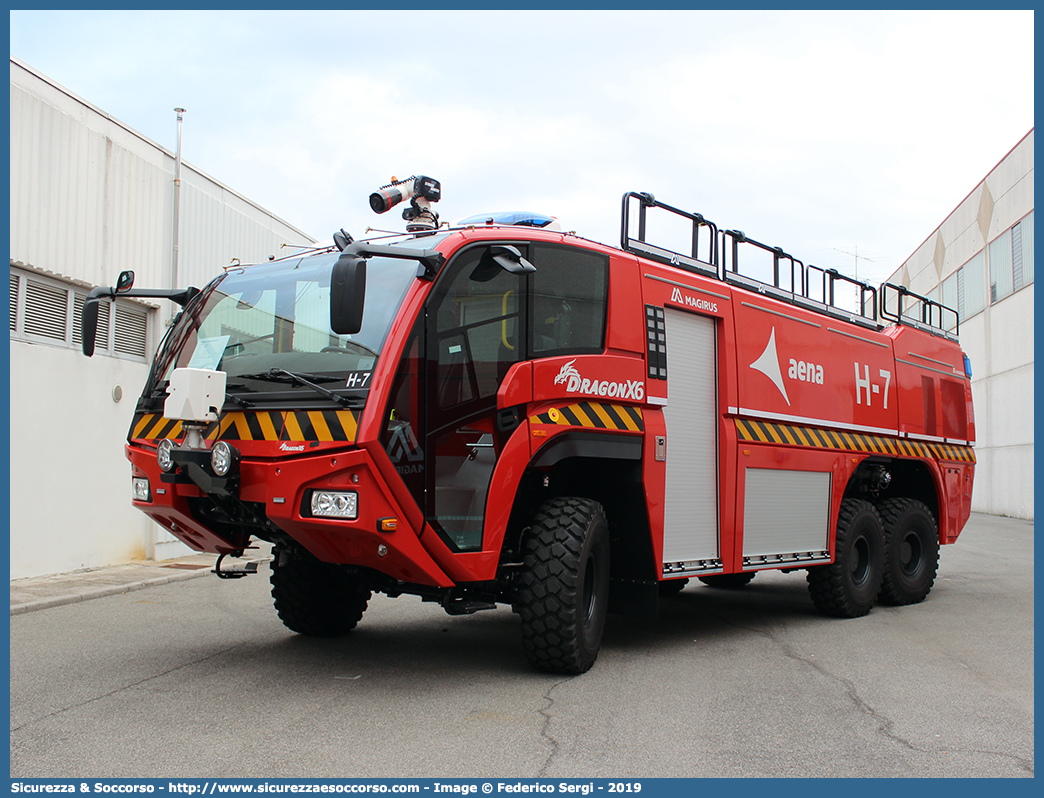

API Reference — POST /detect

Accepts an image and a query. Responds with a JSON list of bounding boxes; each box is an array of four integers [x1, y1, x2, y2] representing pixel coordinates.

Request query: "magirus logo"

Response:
[[554, 359, 645, 401], [671, 286, 718, 313], [279, 442, 306, 452]]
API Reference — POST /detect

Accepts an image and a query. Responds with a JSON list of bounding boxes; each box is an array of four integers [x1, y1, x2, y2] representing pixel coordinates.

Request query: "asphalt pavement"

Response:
[[9, 512, 1034, 778]]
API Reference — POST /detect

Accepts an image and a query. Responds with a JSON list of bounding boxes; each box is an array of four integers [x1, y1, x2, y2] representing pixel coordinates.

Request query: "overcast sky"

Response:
[[9, 9, 1035, 287]]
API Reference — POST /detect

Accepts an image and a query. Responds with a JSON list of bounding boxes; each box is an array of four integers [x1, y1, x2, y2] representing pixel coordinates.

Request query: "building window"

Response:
[[962, 251, 987, 319], [9, 266, 151, 360], [990, 213, 1034, 304], [941, 271, 958, 331], [1013, 210, 1034, 289], [990, 228, 1013, 303]]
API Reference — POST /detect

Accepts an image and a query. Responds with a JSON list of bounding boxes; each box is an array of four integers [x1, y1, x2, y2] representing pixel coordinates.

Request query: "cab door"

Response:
[[424, 245, 526, 551]]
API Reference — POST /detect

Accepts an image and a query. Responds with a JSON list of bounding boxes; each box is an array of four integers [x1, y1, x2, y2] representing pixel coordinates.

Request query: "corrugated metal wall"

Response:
[[10, 59, 312, 291], [9, 57, 318, 578]]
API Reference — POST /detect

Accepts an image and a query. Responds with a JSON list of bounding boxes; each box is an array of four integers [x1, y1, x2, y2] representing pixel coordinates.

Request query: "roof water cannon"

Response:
[[369, 175, 441, 232]]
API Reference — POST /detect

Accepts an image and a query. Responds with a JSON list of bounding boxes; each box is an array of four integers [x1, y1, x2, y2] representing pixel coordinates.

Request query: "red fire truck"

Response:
[[82, 178, 975, 674]]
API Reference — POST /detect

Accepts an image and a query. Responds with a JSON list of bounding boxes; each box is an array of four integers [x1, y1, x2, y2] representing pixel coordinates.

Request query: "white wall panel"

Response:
[[10, 57, 318, 577], [889, 130, 1033, 521]]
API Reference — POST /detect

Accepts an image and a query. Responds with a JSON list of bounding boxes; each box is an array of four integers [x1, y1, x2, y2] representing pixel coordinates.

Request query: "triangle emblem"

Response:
[[750, 327, 790, 406]]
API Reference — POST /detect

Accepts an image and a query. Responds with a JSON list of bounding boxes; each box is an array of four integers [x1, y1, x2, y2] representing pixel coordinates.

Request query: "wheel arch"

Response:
[[844, 456, 942, 535], [504, 431, 657, 607]]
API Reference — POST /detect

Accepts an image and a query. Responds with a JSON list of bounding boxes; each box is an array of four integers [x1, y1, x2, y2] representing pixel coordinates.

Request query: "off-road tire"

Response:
[[514, 497, 610, 675], [659, 578, 689, 597], [807, 498, 884, 618], [698, 572, 757, 589], [876, 498, 939, 606], [270, 544, 371, 637]]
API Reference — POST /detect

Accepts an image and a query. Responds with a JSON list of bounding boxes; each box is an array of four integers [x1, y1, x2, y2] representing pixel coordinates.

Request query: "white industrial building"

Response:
[[9, 57, 316, 579], [887, 130, 1034, 520]]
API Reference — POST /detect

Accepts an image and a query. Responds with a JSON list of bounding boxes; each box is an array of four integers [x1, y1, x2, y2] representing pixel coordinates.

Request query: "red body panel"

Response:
[[731, 298, 900, 436], [129, 442, 454, 586]]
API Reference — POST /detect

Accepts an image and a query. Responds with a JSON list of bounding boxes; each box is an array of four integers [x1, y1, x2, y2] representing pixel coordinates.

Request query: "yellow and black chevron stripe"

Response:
[[734, 418, 975, 463], [529, 402, 644, 432], [130, 410, 360, 444]]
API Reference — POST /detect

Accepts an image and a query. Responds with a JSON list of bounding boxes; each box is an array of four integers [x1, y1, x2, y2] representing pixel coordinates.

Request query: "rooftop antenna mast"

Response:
[[171, 107, 186, 323], [835, 245, 875, 311]]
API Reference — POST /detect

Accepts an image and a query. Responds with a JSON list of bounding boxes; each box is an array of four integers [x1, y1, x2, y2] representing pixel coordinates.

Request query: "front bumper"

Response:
[[127, 442, 453, 588]]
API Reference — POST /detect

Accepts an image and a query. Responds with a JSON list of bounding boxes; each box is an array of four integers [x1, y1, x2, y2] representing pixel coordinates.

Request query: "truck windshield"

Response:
[[149, 252, 420, 405]]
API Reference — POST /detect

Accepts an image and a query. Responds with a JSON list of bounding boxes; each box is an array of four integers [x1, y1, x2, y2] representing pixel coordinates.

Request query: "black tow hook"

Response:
[[213, 552, 259, 579]]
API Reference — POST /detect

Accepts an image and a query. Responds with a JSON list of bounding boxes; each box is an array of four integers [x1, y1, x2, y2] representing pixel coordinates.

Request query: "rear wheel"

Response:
[[270, 544, 371, 637], [698, 572, 756, 589], [876, 498, 939, 605], [515, 497, 610, 675], [807, 498, 884, 618], [658, 578, 689, 597]]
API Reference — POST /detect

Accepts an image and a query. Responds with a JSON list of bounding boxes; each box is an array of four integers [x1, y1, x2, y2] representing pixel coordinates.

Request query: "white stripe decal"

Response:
[[735, 407, 898, 437], [645, 273, 731, 301]]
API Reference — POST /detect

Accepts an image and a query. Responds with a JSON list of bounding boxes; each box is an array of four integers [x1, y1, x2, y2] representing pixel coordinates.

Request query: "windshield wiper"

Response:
[[237, 368, 359, 407], [223, 386, 255, 409]]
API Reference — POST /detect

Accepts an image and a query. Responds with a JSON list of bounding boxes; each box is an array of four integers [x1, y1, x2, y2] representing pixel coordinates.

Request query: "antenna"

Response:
[[835, 245, 875, 309]]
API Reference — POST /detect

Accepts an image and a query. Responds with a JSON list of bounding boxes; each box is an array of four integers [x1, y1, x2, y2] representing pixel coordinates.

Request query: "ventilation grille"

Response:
[[24, 280, 68, 340], [11, 268, 148, 359], [9, 273, 18, 331], [115, 305, 147, 357]]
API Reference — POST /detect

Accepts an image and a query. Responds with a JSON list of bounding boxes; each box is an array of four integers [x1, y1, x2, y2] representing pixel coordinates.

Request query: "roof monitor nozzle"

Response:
[[369, 175, 441, 232]]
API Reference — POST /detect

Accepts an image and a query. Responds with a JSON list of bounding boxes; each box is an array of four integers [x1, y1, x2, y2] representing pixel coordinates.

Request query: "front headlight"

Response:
[[211, 441, 239, 477], [311, 490, 358, 519], [132, 477, 151, 502], [156, 439, 175, 472]]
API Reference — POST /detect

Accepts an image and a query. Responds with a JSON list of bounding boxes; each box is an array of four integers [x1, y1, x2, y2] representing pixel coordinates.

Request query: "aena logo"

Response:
[[554, 359, 644, 401], [749, 327, 823, 407]]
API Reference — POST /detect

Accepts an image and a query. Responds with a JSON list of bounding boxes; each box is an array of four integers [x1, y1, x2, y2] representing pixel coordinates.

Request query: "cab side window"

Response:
[[529, 244, 608, 357], [431, 246, 525, 409]]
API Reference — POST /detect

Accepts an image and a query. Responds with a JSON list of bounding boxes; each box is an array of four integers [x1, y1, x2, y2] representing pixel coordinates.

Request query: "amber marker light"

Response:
[[378, 517, 398, 533]]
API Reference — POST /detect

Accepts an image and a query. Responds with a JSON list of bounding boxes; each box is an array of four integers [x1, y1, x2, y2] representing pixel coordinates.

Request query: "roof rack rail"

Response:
[[721, 228, 806, 297], [880, 282, 959, 337], [807, 264, 878, 322], [621, 192, 718, 278], [620, 191, 888, 329]]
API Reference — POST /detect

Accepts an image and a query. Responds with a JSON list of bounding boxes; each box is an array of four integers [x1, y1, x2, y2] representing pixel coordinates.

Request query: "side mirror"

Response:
[[81, 286, 111, 357], [116, 270, 135, 293], [470, 245, 536, 282], [330, 254, 366, 335], [490, 245, 535, 274], [332, 229, 353, 252]]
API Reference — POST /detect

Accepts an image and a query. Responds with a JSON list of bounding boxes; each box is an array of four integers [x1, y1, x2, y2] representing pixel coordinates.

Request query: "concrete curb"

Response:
[[10, 567, 214, 616], [10, 547, 273, 617]]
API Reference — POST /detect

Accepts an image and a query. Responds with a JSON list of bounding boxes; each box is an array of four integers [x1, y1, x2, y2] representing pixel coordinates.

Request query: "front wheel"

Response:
[[514, 497, 610, 674], [270, 544, 371, 637], [807, 498, 884, 618]]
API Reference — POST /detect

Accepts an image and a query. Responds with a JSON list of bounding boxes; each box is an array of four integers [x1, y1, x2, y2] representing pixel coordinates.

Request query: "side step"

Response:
[[442, 595, 497, 616]]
